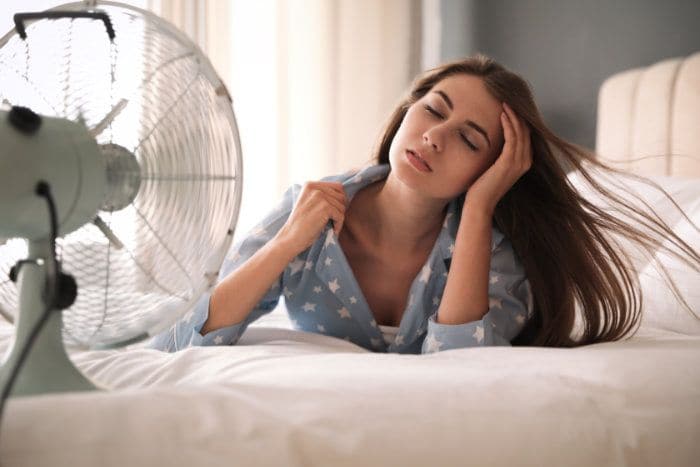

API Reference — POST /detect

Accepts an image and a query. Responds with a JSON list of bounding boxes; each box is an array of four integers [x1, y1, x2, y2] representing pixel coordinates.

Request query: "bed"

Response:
[[0, 53, 698, 467]]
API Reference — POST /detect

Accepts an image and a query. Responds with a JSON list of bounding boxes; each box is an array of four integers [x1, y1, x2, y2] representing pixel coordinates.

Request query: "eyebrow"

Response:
[[433, 90, 491, 149]]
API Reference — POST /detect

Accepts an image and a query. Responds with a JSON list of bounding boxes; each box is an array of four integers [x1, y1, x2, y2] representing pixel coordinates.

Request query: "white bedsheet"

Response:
[[0, 321, 698, 467]]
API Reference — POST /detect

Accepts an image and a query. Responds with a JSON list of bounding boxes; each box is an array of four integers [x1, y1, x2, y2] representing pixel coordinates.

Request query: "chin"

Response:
[[388, 150, 466, 200], [389, 152, 420, 184]]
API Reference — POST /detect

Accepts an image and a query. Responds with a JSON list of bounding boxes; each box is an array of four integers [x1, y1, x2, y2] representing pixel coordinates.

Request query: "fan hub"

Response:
[[100, 143, 141, 212]]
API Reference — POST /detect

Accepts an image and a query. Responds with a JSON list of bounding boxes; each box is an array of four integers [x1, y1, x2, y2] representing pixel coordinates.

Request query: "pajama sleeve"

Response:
[[421, 233, 533, 354], [148, 185, 298, 352]]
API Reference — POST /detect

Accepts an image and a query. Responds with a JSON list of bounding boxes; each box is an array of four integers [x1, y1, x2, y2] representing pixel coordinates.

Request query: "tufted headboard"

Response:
[[595, 51, 700, 178]]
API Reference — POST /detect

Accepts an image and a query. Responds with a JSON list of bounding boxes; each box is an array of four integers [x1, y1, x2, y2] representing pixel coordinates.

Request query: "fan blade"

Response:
[[89, 98, 128, 137], [93, 215, 124, 250]]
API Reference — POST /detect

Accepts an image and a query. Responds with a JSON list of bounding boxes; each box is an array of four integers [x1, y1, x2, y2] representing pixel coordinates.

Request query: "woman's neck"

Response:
[[349, 174, 447, 253]]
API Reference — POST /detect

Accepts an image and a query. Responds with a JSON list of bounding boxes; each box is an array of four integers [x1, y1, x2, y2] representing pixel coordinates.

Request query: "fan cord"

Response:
[[0, 181, 59, 437]]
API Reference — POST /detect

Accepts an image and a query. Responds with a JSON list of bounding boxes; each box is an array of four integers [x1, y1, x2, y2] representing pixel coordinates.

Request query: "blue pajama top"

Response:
[[148, 163, 533, 354]]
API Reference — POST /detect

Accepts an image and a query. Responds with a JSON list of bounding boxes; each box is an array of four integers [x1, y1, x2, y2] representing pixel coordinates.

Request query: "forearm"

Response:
[[201, 234, 298, 335], [436, 205, 493, 325]]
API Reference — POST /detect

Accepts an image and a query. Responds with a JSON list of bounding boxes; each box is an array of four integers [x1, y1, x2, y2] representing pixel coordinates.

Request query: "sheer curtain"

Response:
[[0, 0, 431, 327], [3, 0, 427, 239], [152, 0, 423, 241]]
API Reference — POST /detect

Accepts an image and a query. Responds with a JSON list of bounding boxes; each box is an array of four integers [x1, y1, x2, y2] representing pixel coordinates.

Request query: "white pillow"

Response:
[[636, 185, 700, 334], [567, 169, 700, 337]]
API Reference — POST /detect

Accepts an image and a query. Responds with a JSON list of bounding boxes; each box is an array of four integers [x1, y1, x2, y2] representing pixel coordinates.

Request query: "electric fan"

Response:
[[0, 1, 243, 398]]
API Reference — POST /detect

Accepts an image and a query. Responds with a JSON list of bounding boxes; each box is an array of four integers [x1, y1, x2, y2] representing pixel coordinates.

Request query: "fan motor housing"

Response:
[[100, 143, 142, 212], [0, 108, 106, 240]]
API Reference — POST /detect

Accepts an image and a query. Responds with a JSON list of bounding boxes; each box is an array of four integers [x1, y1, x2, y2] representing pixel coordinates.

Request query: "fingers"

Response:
[[321, 190, 345, 213], [300, 181, 345, 202], [313, 196, 344, 235], [502, 103, 520, 159], [302, 182, 346, 212], [328, 205, 345, 235], [502, 103, 532, 172], [314, 181, 347, 203], [500, 110, 515, 158], [316, 183, 345, 235], [298, 181, 347, 235]]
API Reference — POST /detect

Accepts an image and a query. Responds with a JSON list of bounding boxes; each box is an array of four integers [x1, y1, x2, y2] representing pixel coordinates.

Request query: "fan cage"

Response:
[[0, 1, 243, 349]]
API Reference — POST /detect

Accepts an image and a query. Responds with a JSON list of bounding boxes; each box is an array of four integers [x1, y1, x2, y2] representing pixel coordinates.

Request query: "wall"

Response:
[[440, 0, 700, 151]]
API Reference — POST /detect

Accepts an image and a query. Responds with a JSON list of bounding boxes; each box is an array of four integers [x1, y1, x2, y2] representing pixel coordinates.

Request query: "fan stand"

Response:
[[0, 239, 98, 397]]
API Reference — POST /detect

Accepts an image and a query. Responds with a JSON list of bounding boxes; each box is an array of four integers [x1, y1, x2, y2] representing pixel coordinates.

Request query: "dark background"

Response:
[[439, 0, 700, 151]]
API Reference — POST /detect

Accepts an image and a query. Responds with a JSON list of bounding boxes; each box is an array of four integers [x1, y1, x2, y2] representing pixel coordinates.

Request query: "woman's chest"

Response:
[[339, 238, 428, 327]]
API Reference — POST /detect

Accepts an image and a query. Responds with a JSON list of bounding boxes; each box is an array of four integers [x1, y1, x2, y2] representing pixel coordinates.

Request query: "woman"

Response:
[[150, 54, 699, 354]]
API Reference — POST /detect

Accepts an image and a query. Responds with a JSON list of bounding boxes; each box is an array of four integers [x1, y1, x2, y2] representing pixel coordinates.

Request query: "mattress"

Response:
[[0, 321, 698, 467]]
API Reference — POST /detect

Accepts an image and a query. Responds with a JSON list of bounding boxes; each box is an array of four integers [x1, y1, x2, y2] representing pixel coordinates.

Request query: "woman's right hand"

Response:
[[275, 181, 347, 255]]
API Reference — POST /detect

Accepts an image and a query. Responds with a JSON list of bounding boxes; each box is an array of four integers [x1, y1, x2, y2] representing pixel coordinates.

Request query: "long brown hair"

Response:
[[373, 53, 700, 347]]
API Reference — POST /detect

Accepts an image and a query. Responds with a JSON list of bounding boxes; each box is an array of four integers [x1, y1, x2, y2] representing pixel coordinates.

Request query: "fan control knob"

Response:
[[53, 272, 78, 310], [8, 106, 42, 134]]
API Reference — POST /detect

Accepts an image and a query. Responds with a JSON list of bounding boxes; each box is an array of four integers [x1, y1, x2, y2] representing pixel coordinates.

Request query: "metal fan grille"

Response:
[[0, 1, 242, 349]]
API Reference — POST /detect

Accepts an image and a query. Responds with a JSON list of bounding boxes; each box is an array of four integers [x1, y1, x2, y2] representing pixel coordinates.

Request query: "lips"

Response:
[[407, 149, 432, 171]]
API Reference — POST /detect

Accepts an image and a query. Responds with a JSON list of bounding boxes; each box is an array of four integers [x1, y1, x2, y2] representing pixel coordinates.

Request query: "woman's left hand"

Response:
[[463, 102, 533, 215]]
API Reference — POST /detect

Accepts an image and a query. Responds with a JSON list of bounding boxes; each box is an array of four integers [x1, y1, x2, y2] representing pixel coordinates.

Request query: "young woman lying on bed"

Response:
[[149, 54, 699, 354]]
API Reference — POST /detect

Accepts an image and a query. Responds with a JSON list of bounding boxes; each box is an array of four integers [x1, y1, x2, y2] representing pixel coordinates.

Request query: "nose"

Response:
[[422, 127, 442, 153]]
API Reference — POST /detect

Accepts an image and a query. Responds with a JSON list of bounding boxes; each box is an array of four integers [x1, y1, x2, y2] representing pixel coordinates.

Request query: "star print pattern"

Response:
[[489, 297, 503, 309], [419, 265, 432, 283], [424, 334, 443, 353], [288, 258, 305, 275], [472, 325, 484, 343], [251, 226, 267, 238], [324, 229, 335, 247], [148, 163, 532, 355], [443, 212, 453, 228], [328, 278, 340, 293]]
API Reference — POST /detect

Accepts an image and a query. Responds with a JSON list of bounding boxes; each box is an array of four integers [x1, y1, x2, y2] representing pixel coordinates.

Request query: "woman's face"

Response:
[[388, 74, 505, 201]]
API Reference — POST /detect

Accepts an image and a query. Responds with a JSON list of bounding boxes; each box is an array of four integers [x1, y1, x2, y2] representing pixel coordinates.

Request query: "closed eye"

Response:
[[460, 132, 479, 151], [423, 104, 479, 151], [424, 104, 443, 119]]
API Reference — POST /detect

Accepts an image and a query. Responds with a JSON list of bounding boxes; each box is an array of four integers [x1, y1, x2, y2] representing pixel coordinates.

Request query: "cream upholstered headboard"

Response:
[[595, 51, 700, 178]]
